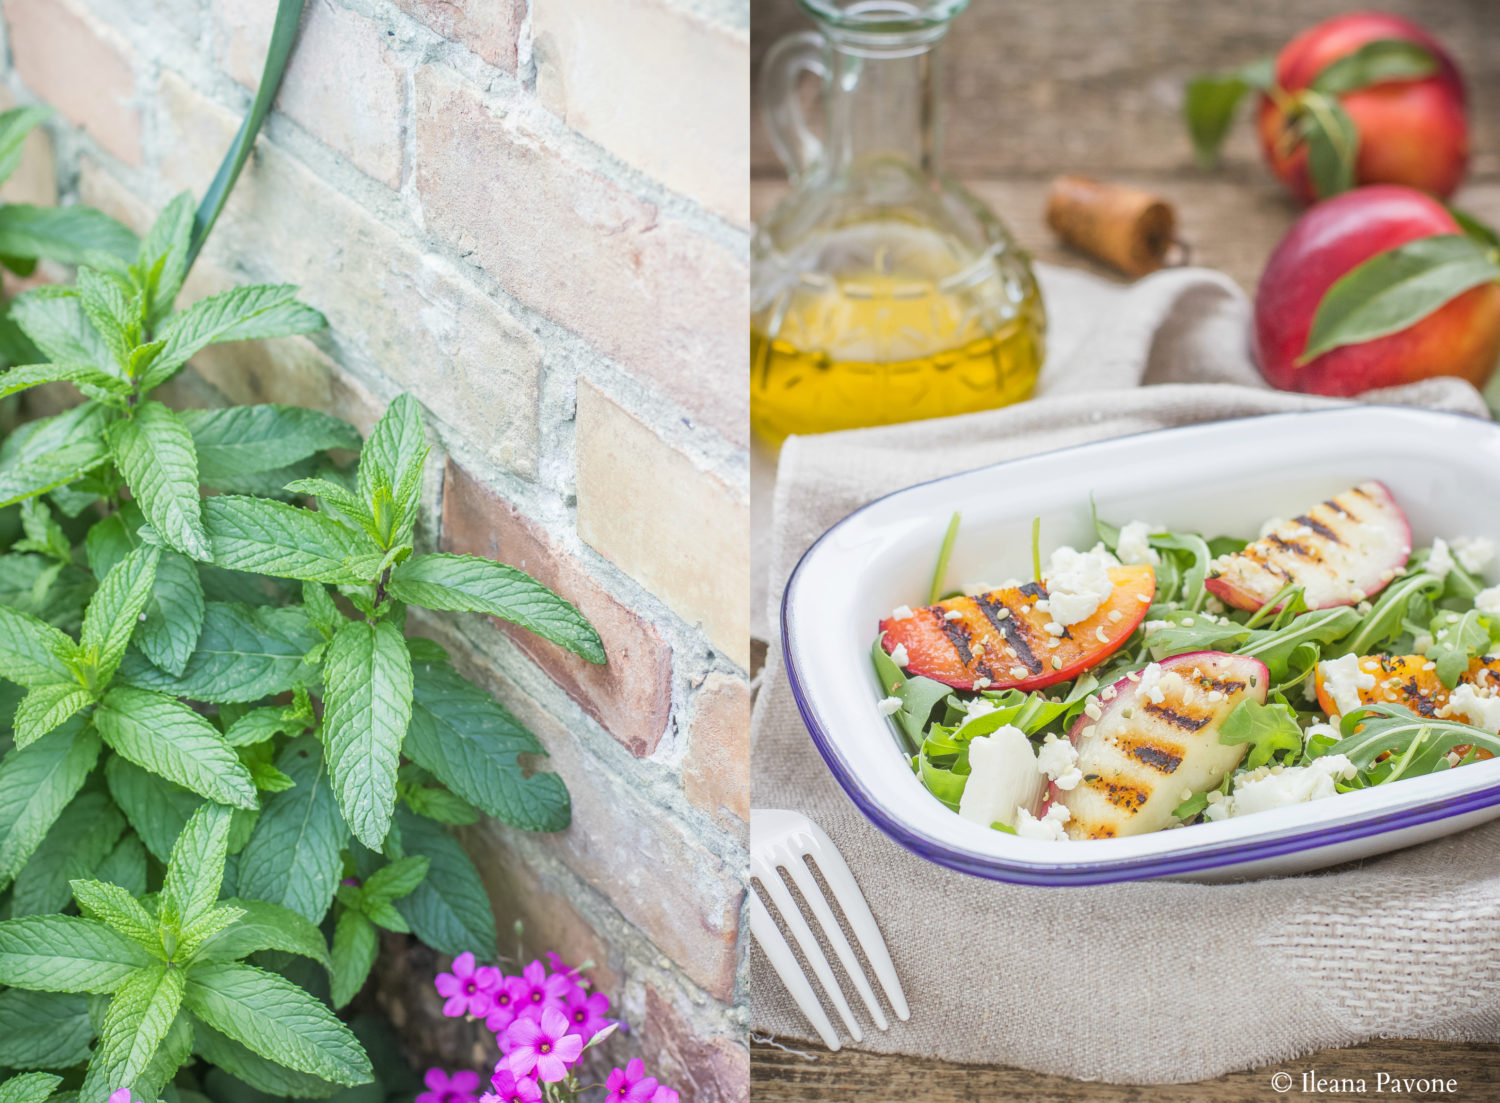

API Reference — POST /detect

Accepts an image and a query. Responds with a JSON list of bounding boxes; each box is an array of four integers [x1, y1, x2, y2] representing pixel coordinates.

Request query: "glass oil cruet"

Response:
[[751, 0, 1046, 445]]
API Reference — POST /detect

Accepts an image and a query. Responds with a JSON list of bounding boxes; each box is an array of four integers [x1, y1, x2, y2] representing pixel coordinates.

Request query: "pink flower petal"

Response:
[[452, 952, 476, 978], [539, 1004, 570, 1039], [424, 1068, 450, 1091], [435, 973, 463, 997], [442, 994, 469, 1018], [534, 1052, 568, 1084], [506, 1048, 538, 1079], [554, 1033, 584, 1064], [451, 1070, 481, 1093], [507, 1015, 545, 1049]]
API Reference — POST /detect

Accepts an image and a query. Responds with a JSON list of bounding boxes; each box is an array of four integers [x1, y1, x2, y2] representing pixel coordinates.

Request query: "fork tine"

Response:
[[780, 854, 888, 1030], [802, 822, 909, 1021], [749, 891, 842, 1052], [751, 854, 864, 1044]]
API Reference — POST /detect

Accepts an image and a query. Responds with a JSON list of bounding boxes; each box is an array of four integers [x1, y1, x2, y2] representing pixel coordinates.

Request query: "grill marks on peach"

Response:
[[1113, 737, 1185, 774]]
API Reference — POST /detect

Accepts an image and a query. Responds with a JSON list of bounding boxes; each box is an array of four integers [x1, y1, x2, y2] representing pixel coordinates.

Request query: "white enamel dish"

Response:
[[780, 407, 1500, 884]]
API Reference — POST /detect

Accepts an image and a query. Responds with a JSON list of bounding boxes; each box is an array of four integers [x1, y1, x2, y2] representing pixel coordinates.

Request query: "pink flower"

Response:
[[545, 951, 580, 979], [109, 1093, 142, 1103], [605, 1059, 660, 1103], [651, 1088, 680, 1103], [505, 1006, 584, 1084], [417, 1068, 482, 1103], [487, 1069, 543, 1103], [510, 958, 576, 1021], [435, 952, 503, 1018], [561, 985, 612, 1038], [486, 975, 527, 1035]]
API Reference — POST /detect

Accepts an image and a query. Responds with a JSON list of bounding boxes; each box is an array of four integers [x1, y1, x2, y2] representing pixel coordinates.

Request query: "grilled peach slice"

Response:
[[1204, 481, 1410, 612], [878, 565, 1155, 692], [1313, 652, 1499, 758], [1050, 651, 1268, 839]]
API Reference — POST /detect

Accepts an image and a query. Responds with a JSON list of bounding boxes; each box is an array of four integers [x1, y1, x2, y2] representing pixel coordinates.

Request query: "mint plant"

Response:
[[0, 148, 603, 1095]]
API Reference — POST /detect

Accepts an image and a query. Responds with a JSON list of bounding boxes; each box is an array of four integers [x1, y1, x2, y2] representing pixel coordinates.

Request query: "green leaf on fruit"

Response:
[[1182, 57, 1274, 168], [1299, 91, 1359, 200], [1310, 38, 1438, 96]]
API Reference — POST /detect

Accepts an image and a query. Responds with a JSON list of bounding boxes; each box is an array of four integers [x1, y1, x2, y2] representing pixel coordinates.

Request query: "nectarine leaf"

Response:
[[1299, 91, 1358, 199], [1301, 234, 1500, 362], [1183, 58, 1273, 168], [1309, 38, 1437, 97], [1449, 205, 1500, 251]]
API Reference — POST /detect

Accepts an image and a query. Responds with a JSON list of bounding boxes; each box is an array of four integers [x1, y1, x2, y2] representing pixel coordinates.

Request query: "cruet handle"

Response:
[[759, 30, 828, 183]]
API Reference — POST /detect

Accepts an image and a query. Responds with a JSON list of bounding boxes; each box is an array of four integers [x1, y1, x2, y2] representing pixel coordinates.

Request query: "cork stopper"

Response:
[[1045, 176, 1187, 278]]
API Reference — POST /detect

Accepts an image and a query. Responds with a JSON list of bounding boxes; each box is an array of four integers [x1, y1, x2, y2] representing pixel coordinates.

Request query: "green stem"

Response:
[[929, 511, 960, 605], [186, 0, 306, 271], [1031, 517, 1042, 584]]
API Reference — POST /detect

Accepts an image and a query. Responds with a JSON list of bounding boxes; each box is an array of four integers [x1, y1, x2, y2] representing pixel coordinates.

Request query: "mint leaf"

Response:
[[176, 903, 246, 959], [9, 288, 115, 372], [114, 1008, 194, 1103], [330, 908, 376, 1009], [283, 478, 380, 543], [1183, 57, 1273, 167], [0, 403, 113, 508], [0, 361, 133, 403], [104, 755, 204, 864], [184, 961, 372, 1086], [108, 401, 210, 560], [136, 193, 194, 328], [181, 405, 361, 483], [0, 914, 151, 992], [361, 854, 428, 904], [323, 620, 412, 849], [223, 705, 302, 747], [193, 1019, 348, 1098], [237, 736, 347, 924], [12, 790, 125, 916], [0, 603, 76, 687], [389, 809, 496, 958], [162, 802, 233, 930], [0, 203, 137, 266], [357, 394, 425, 547], [0, 721, 100, 887], [0, 989, 93, 1069], [390, 553, 604, 662], [79, 543, 160, 691], [134, 549, 205, 676], [1311, 38, 1437, 96], [1218, 698, 1304, 769], [1303, 234, 1500, 362], [196, 897, 332, 969], [405, 659, 569, 832], [0, 105, 51, 187], [146, 285, 325, 390], [77, 267, 138, 369], [403, 784, 479, 825], [117, 602, 318, 703], [69, 878, 159, 948], [94, 832, 148, 896], [95, 687, 258, 809], [197, 496, 376, 583], [0, 1073, 62, 1103], [94, 962, 186, 1088], [11, 682, 90, 747]]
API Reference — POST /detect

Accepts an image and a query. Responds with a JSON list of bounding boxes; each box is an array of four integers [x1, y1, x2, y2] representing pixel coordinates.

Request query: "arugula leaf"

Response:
[[117, 602, 318, 703], [1238, 607, 1362, 682], [389, 809, 496, 958], [0, 1073, 62, 1103], [145, 285, 326, 390], [183, 961, 372, 1085], [108, 402, 211, 559], [1218, 697, 1305, 769], [1429, 608, 1489, 688], [1336, 571, 1444, 657], [79, 543, 160, 692], [389, 553, 605, 663], [95, 687, 259, 809], [0, 721, 100, 887], [323, 620, 412, 849], [180, 405, 361, 483], [1335, 702, 1500, 776], [0, 989, 94, 1069], [870, 635, 954, 753], [404, 659, 568, 831], [329, 908, 376, 1009], [0, 914, 151, 992], [195, 495, 376, 583], [236, 736, 347, 924]]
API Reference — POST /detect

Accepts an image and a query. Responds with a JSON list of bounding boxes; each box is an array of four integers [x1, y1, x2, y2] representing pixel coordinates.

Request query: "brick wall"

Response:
[[0, 0, 750, 1097]]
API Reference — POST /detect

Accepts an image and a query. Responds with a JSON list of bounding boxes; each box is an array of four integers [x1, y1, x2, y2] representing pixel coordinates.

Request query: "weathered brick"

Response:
[[75, 156, 151, 232], [5, 0, 141, 165], [155, 72, 542, 477], [576, 382, 749, 670], [440, 459, 672, 756], [186, 336, 384, 438], [393, 0, 522, 73], [412, 63, 749, 446], [0, 89, 55, 207], [643, 986, 749, 1103], [212, 0, 406, 187], [533, 0, 748, 222], [683, 674, 749, 834], [450, 658, 744, 1002]]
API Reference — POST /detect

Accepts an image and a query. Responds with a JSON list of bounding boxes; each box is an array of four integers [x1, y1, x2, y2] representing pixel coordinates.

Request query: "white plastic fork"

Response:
[[750, 808, 909, 1050]]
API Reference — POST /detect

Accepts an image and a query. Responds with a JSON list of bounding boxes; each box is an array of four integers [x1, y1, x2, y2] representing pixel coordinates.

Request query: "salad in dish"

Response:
[[870, 481, 1500, 841]]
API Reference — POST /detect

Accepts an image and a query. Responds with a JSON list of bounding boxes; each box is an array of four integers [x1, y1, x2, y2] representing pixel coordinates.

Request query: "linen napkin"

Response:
[[750, 262, 1500, 1083]]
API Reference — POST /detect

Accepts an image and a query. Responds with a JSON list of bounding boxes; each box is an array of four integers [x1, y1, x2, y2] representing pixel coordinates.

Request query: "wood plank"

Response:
[[751, 1038, 1500, 1101], [751, 0, 1500, 182]]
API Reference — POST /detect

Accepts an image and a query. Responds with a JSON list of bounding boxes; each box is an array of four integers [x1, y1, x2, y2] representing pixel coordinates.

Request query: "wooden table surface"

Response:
[[749, 0, 1500, 1094]]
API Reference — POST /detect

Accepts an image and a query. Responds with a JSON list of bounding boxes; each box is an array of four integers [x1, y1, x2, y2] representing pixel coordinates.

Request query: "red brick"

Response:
[[683, 675, 750, 835], [5, 0, 141, 165], [439, 459, 672, 756], [412, 63, 748, 446], [394, 0, 523, 73], [643, 986, 749, 1103]]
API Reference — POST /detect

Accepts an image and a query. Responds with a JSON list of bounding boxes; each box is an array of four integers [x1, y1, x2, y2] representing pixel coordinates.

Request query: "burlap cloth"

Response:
[[750, 263, 1500, 1083]]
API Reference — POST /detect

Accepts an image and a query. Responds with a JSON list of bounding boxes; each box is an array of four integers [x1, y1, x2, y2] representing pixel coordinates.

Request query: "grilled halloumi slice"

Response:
[[1204, 481, 1411, 612], [1052, 651, 1268, 839]]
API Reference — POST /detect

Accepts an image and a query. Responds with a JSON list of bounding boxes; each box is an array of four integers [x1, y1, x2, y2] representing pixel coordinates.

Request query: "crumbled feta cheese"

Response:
[[1036, 735, 1083, 790], [1014, 802, 1071, 840], [1427, 539, 1456, 578], [1043, 546, 1117, 626], [1414, 633, 1434, 655], [957, 725, 1045, 829], [877, 697, 902, 716], [1009, 666, 1028, 679], [1438, 683, 1500, 732], [1212, 755, 1358, 819], [973, 676, 992, 690], [1303, 720, 1341, 747], [1204, 597, 1227, 615], [891, 604, 915, 620], [1116, 521, 1160, 566], [1044, 621, 1065, 637], [1258, 516, 1286, 539], [1454, 536, 1496, 575], [1318, 654, 1376, 716], [964, 698, 997, 719], [1476, 586, 1500, 617], [889, 643, 909, 667]]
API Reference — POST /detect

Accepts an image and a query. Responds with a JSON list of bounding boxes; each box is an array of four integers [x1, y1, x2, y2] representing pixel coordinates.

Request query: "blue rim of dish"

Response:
[[779, 405, 1500, 886]]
